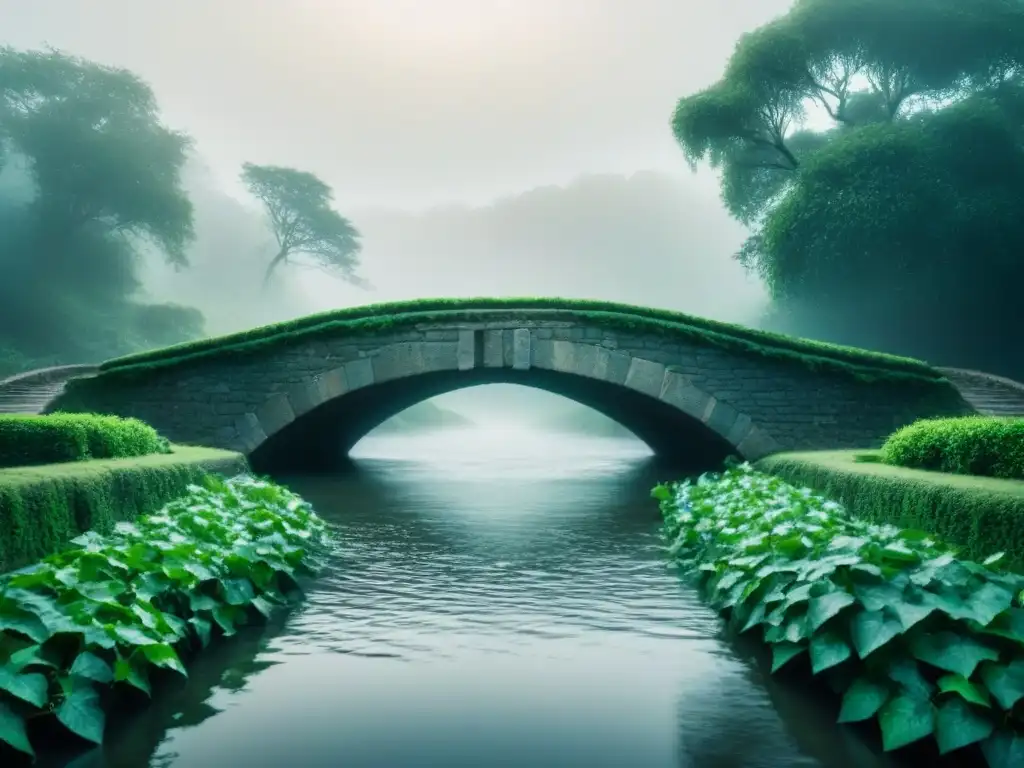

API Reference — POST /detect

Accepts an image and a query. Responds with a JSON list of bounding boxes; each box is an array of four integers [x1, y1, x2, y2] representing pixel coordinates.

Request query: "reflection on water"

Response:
[[52, 428, 903, 768]]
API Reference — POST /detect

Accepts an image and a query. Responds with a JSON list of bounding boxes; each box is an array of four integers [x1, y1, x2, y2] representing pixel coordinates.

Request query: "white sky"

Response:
[[0, 0, 793, 208]]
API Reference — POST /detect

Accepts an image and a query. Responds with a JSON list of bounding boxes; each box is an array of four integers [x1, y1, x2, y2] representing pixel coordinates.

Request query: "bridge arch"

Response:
[[243, 336, 779, 472], [33, 303, 974, 470]]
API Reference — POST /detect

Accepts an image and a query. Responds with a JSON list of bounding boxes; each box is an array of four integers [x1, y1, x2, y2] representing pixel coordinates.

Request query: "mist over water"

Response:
[[52, 426, 902, 768]]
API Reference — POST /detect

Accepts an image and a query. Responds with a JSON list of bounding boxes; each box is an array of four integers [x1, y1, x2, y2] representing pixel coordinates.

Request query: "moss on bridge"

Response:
[[75, 299, 947, 391]]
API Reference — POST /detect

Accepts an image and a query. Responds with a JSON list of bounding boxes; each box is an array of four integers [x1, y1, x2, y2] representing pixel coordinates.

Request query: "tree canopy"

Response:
[[240, 163, 364, 287], [0, 47, 201, 374], [672, 0, 1024, 375]]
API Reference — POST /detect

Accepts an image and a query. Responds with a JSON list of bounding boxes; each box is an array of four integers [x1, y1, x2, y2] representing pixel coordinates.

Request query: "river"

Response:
[[52, 428, 904, 768]]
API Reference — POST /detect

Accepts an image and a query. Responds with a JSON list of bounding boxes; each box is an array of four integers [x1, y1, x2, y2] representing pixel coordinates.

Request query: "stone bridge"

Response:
[[25, 303, 978, 472]]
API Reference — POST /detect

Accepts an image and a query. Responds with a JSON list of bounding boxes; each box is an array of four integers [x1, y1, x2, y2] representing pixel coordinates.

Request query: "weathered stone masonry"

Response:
[[52, 315, 971, 463]]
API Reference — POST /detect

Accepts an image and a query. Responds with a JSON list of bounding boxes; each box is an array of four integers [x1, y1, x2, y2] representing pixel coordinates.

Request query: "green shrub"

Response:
[[0, 446, 248, 572], [655, 465, 1024, 765], [882, 416, 1024, 480], [0, 413, 171, 469], [0, 474, 331, 759], [756, 450, 1024, 570]]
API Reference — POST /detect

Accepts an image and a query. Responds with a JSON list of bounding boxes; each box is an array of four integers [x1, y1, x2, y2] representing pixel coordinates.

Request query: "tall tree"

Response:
[[671, 0, 1024, 375], [0, 47, 203, 370], [0, 47, 195, 265], [240, 163, 364, 288]]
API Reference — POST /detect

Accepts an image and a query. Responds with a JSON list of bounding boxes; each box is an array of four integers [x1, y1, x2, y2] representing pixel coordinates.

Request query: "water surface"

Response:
[[56, 429, 902, 768]]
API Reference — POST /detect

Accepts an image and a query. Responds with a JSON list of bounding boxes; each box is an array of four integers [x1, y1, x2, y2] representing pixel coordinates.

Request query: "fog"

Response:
[[1, 0, 789, 420]]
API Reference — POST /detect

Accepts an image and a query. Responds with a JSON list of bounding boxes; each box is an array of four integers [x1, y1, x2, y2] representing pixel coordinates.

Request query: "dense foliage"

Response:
[[240, 163, 364, 288], [882, 417, 1024, 481], [0, 446, 247, 573], [0, 413, 170, 469], [655, 465, 1024, 765], [0, 47, 205, 375], [0, 474, 330, 758], [757, 450, 1024, 571], [671, 0, 1024, 377]]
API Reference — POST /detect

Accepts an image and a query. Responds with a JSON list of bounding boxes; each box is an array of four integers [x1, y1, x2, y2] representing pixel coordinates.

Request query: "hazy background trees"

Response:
[[3, 0, 1023, 397]]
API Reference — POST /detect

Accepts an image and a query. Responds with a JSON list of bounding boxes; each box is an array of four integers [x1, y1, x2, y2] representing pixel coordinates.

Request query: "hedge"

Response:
[[0, 414, 171, 468], [77, 298, 948, 387], [0, 474, 331, 759], [756, 450, 1024, 571], [882, 416, 1024, 481], [655, 465, 1024, 766], [0, 446, 248, 573]]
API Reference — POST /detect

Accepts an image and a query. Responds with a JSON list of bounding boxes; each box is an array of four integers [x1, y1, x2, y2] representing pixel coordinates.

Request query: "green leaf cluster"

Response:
[[656, 465, 1024, 765], [0, 473, 331, 758], [0, 413, 171, 469], [882, 417, 1024, 481]]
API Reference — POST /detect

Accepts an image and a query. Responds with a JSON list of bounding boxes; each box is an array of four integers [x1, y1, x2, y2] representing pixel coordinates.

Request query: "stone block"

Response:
[[595, 347, 632, 385], [373, 341, 458, 382], [287, 380, 322, 418], [659, 371, 713, 420], [624, 358, 666, 398], [725, 412, 753, 447], [256, 392, 295, 437], [737, 426, 783, 460], [704, 398, 739, 439], [483, 330, 504, 368], [457, 330, 476, 370], [345, 358, 375, 390], [234, 412, 267, 453], [317, 366, 348, 401], [512, 329, 531, 370]]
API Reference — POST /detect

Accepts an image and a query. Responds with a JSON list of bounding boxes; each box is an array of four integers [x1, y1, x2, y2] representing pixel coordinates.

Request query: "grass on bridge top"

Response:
[[91, 297, 944, 384]]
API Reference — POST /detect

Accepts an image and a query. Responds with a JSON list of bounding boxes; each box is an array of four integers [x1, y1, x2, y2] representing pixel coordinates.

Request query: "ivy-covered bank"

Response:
[[0, 474, 331, 760], [655, 465, 1024, 767], [0, 445, 248, 572]]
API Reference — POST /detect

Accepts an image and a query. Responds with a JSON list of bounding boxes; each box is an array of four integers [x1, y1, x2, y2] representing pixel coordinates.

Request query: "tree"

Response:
[[670, 0, 1024, 375], [240, 163, 364, 288], [0, 47, 203, 370], [0, 47, 195, 265]]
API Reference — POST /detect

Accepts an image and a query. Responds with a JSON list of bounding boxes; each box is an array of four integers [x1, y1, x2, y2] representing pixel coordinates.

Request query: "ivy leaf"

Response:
[[888, 599, 934, 632], [935, 697, 994, 755], [189, 616, 212, 648], [56, 682, 105, 744], [887, 658, 934, 700], [770, 642, 805, 673], [809, 630, 851, 674], [250, 595, 275, 619], [877, 694, 935, 751], [0, 699, 33, 757], [910, 631, 1000, 678], [850, 609, 902, 658], [221, 578, 256, 606], [141, 643, 188, 677], [982, 732, 1024, 768], [806, 591, 856, 633], [0, 665, 48, 708], [0, 607, 49, 643], [937, 674, 991, 708], [114, 655, 151, 697], [967, 582, 1016, 627], [837, 676, 890, 723], [978, 659, 1024, 710], [70, 651, 114, 684]]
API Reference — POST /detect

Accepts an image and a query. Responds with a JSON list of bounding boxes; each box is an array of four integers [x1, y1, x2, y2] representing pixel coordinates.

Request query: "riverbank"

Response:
[[0, 474, 331, 762], [656, 463, 1024, 767], [0, 445, 247, 571], [756, 449, 1024, 569]]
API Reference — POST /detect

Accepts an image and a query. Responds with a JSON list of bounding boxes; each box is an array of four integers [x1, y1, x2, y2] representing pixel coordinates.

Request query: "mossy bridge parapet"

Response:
[[31, 299, 972, 470]]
